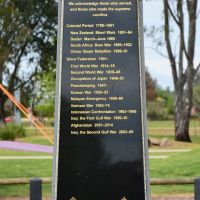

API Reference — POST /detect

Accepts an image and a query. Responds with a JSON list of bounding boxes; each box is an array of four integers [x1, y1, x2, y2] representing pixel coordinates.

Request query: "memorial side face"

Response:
[[53, 0, 149, 199]]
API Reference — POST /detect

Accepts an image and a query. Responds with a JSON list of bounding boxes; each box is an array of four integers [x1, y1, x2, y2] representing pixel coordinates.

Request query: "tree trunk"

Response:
[[163, 0, 197, 142], [175, 111, 191, 142], [0, 65, 2, 84], [174, 82, 192, 142], [0, 66, 6, 124], [0, 97, 6, 123]]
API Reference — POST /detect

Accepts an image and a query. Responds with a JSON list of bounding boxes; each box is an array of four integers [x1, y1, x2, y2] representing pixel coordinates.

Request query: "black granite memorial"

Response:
[[53, 0, 150, 199]]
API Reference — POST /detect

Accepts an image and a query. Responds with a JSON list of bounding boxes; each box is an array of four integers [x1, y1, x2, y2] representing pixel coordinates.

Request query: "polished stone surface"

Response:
[[55, 0, 147, 199]]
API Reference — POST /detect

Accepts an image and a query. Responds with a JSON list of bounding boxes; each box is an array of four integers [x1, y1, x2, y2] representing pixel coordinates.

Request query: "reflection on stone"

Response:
[[53, 0, 149, 199]]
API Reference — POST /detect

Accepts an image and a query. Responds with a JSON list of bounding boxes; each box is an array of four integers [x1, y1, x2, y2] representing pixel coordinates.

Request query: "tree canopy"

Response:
[[0, 0, 57, 115]]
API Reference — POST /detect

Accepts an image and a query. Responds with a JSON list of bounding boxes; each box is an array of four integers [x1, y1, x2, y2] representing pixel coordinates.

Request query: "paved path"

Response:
[[0, 141, 53, 153], [149, 155, 169, 159], [149, 149, 192, 153], [148, 149, 192, 160]]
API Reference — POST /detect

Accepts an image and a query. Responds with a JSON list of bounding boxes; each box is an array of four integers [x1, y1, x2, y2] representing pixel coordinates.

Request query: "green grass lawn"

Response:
[[17, 135, 52, 146], [0, 148, 53, 197], [0, 146, 200, 197], [148, 120, 175, 128], [0, 149, 51, 156], [149, 148, 200, 194], [0, 151, 52, 179], [0, 184, 52, 198], [150, 148, 200, 178], [148, 119, 200, 194], [150, 185, 194, 195], [0, 120, 200, 197], [148, 119, 200, 128]]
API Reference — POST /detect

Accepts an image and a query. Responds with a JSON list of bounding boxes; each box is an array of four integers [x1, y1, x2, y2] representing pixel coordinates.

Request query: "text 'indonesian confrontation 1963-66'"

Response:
[[53, 0, 150, 199]]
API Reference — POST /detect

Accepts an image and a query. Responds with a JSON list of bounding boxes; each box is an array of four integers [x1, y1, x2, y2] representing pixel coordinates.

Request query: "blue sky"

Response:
[[143, 1, 200, 91]]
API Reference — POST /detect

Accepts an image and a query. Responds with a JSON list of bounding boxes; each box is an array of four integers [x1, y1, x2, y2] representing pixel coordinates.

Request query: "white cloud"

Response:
[[147, 60, 173, 88]]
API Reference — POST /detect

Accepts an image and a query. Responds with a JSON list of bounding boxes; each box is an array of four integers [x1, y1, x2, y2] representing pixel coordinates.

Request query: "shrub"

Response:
[[147, 100, 169, 120], [0, 124, 26, 141], [34, 104, 54, 118]]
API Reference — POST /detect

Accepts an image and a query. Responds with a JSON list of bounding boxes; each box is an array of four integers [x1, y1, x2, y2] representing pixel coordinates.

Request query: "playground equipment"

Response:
[[0, 84, 53, 144]]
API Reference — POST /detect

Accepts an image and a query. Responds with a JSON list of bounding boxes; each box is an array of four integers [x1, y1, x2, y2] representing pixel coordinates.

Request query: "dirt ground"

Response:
[[152, 194, 194, 200], [0, 194, 194, 200]]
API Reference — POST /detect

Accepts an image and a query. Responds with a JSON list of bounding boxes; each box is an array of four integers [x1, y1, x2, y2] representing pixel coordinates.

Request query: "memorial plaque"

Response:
[[53, 0, 150, 199]]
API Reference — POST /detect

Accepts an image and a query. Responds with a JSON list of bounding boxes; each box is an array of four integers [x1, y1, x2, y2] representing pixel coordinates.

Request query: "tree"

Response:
[[0, 0, 19, 120], [146, 0, 200, 142], [163, 0, 200, 142], [156, 86, 174, 116], [193, 85, 200, 114], [145, 68, 157, 102], [147, 85, 174, 120], [0, 0, 57, 118]]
